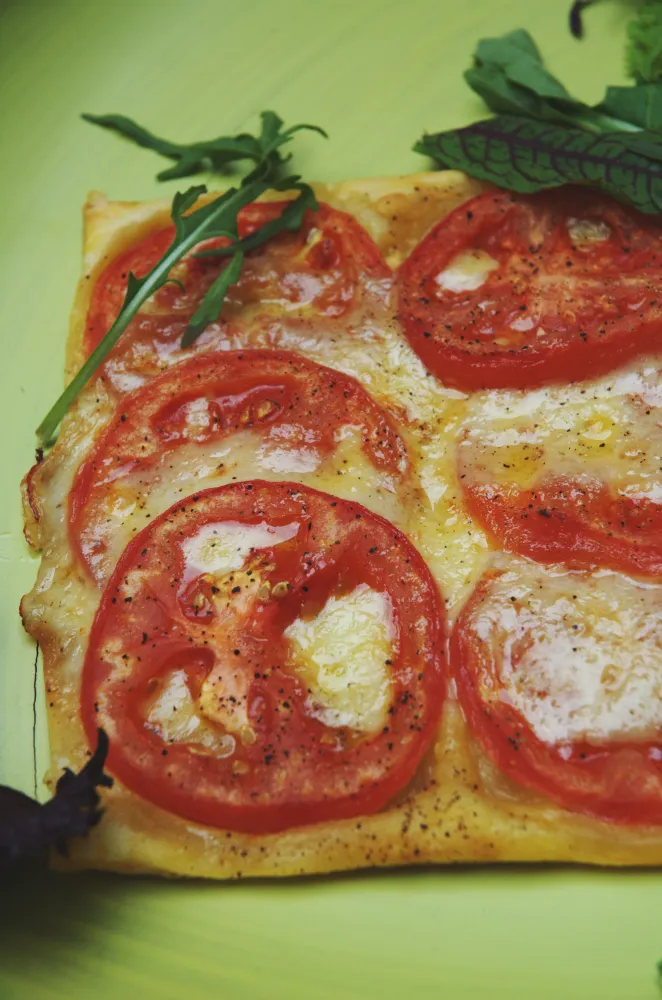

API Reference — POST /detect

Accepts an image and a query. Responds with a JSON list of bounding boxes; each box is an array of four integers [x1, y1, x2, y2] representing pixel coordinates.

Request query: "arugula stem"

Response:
[[37, 180, 265, 445], [38, 111, 326, 445]]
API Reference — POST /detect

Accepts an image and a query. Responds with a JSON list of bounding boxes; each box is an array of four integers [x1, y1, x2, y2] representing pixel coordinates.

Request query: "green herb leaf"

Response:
[[570, 2, 662, 83], [255, 110, 328, 156], [415, 114, 662, 214], [182, 251, 244, 349], [464, 28, 647, 135], [37, 181, 256, 444], [626, 4, 662, 84], [599, 84, 662, 133], [193, 180, 319, 260], [39, 113, 326, 444], [182, 180, 319, 345], [466, 29, 577, 116], [181, 177, 319, 347], [83, 110, 327, 181], [418, 20, 662, 210], [570, 0, 662, 84]]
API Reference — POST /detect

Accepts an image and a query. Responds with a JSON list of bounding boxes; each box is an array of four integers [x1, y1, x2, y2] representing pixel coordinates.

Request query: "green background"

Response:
[[1, 1, 661, 997]]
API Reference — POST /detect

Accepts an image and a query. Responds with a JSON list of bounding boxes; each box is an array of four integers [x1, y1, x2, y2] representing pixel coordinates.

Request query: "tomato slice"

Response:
[[81, 481, 446, 833], [85, 229, 174, 354], [69, 349, 408, 584], [453, 563, 662, 824], [458, 374, 662, 577], [398, 188, 662, 390], [463, 478, 662, 578], [84, 201, 391, 361]]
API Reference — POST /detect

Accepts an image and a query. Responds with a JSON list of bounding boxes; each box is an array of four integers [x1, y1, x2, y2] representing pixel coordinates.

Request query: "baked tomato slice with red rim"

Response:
[[463, 478, 662, 578], [81, 481, 446, 834], [69, 350, 408, 584], [84, 200, 391, 358], [398, 188, 662, 391], [453, 560, 662, 824]]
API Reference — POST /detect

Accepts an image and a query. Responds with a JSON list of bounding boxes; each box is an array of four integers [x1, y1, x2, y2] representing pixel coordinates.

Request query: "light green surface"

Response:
[[1, 1, 662, 997]]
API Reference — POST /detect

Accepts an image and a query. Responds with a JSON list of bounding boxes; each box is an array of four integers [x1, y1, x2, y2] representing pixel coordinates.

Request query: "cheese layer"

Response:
[[468, 560, 662, 745], [21, 172, 662, 878], [459, 365, 662, 499], [285, 584, 394, 734]]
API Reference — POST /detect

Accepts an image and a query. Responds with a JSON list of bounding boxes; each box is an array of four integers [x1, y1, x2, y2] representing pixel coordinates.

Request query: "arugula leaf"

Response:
[[38, 186, 318, 446], [415, 114, 662, 214], [83, 110, 327, 181], [39, 112, 325, 444], [181, 181, 319, 347], [37, 179, 267, 444], [193, 181, 319, 260], [182, 251, 244, 349]]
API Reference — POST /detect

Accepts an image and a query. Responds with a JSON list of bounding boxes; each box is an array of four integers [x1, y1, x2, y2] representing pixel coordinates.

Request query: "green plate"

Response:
[[2, 2, 662, 997]]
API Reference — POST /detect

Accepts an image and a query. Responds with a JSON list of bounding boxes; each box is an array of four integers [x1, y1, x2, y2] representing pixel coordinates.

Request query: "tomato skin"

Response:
[[398, 188, 662, 391], [85, 229, 174, 354], [69, 349, 408, 584], [81, 481, 446, 834], [453, 571, 662, 825], [84, 201, 391, 360], [463, 478, 662, 578]]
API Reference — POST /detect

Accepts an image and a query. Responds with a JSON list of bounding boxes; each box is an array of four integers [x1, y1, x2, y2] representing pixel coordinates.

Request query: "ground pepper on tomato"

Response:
[[81, 481, 447, 834], [462, 477, 662, 578], [398, 187, 662, 390]]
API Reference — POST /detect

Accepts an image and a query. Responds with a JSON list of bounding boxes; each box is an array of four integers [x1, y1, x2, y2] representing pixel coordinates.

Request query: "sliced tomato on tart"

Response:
[[84, 201, 391, 381], [69, 350, 409, 585], [398, 188, 662, 391], [81, 481, 446, 834], [463, 478, 662, 579], [452, 559, 662, 825], [457, 368, 662, 577]]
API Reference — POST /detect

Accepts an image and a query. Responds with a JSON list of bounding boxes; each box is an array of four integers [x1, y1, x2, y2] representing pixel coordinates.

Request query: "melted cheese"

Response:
[[154, 549, 396, 740], [25, 173, 662, 878], [566, 217, 611, 244], [181, 520, 299, 579], [178, 531, 396, 739], [198, 653, 253, 739], [86, 427, 412, 584], [474, 560, 662, 745], [459, 364, 662, 499], [285, 585, 394, 734], [147, 669, 235, 756], [435, 250, 499, 293]]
